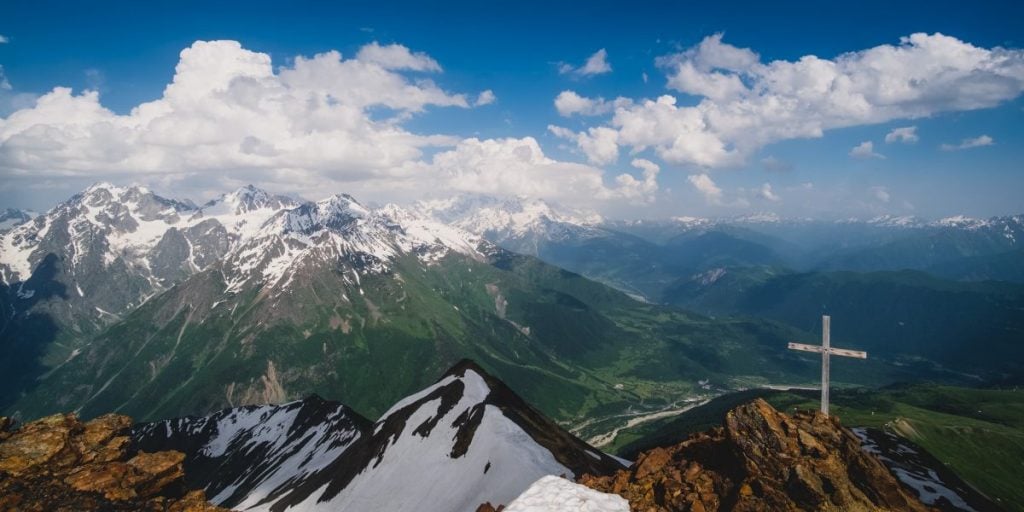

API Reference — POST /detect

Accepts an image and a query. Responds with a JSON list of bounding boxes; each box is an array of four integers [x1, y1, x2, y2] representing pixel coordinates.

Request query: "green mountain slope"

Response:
[[664, 267, 1024, 380], [10, 242, 920, 426]]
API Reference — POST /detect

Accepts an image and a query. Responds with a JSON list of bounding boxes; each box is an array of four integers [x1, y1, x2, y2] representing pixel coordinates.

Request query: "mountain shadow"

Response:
[[0, 253, 67, 413]]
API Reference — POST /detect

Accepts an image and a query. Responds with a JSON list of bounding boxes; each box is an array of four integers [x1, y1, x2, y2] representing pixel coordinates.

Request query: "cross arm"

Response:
[[788, 342, 824, 353], [788, 342, 867, 359], [829, 347, 867, 359]]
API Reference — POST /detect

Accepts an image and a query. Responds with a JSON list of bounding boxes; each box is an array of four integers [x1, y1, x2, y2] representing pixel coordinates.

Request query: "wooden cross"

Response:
[[788, 315, 867, 416]]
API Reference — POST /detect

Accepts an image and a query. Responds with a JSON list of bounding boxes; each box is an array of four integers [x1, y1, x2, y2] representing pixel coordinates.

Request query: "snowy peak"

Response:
[[865, 215, 927, 228], [416, 194, 602, 239], [274, 194, 370, 235], [221, 197, 483, 293], [0, 182, 195, 284], [933, 214, 991, 229], [132, 360, 624, 512], [133, 394, 371, 509], [209, 185, 298, 215]]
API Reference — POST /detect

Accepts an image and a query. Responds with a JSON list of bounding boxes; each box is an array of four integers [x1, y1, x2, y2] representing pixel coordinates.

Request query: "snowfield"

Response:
[[504, 476, 629, 512]]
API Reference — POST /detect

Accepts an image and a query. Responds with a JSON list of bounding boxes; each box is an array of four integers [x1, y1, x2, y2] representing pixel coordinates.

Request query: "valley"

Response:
[[1, 184, 1021, 511]]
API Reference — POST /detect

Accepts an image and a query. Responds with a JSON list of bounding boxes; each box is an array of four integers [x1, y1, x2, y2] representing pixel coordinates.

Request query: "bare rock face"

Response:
[[0, 413, 229, 512], [580, 399, 932, 512]]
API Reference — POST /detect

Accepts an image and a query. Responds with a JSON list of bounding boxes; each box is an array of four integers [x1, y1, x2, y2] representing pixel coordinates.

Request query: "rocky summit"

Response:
[[0, 412, 228, 512], [579, 399, 931, 512]]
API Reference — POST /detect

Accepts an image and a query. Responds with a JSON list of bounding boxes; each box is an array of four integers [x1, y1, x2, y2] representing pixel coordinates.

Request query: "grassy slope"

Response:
[[10, 248, 925, 426], [663, 268, 1024, 381], [611, 385, 1024, 511]]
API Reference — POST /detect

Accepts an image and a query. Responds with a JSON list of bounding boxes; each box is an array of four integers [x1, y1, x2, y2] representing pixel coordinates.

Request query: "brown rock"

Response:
[[0, 413, 78, 475], [635, 446, 672, 479], [129, 450, 186, 497], [64, 462, 137, 501], [579, 399, 934, 512], [0, 410, 231, 511]]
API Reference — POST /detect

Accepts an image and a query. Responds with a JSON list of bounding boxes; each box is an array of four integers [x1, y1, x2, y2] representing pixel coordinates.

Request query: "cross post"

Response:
[[787, 315, 867, 416]]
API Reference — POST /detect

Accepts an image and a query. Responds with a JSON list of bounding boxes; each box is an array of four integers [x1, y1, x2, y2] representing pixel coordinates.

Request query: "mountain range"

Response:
[[1, 184, 823, 428], [2, 183, 1021, 431], [1, 183, 1020, 511]]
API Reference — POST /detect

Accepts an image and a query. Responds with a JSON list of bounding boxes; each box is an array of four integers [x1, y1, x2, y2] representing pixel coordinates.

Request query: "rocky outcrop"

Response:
[[580, 399, 932, 512], [0, 413, 229, 512]]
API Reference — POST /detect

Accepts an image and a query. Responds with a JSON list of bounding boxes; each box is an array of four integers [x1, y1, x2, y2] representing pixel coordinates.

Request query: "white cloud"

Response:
[[885, 126, 918, 144], [871, 186, 891, 203], [0, 35, 8, 44], [548, 125, 620, 165], [559, 49, 612, 77], [0, 40, 470, 190], [849, 141, 885, 159], [688, 173, 723, 204], [553, 90, 632, 116], [354, 41, 442, 72], [474, 89, 496, 106], [757, 182, 780, 202], [407, 137, 655, 204], [940, 134, 994, 151], [565, 33, 1024, 168], [0, 40, 652, 210], [613, 158, 660, 203]]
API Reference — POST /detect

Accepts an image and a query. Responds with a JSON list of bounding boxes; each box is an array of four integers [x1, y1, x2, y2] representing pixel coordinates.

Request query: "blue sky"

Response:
[[1, 0, 1022, 219]]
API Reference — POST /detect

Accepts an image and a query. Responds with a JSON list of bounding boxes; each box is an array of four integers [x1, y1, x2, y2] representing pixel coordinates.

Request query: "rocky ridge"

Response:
[[579, 399, 932, 512], [0, 412, 229, 512]]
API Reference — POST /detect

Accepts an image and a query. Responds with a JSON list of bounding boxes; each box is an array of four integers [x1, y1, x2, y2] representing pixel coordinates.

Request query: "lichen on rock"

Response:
[[0, 412, 230, 511], [579, 399, 933, 512]]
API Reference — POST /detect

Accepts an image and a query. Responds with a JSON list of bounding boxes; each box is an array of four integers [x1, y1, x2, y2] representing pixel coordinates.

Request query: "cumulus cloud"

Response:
[[354, 41, 442, 72], [940, 134, 994, 151], [0, 40, 470, 188], [406, 137, 656, 204], [0, 40, 654, 209], [559, 49, 612, 76], [757, 182, 780, 202], [548, 125, 620, 165], [474, 89, 496, 106], [564, 33, 1024, 168], [553, 90, 632, 116], [0, 35, 8, 44], [849, 141, 885, 159], [688, 173, 723, 204], [614, 158, 660, 203], [885, 126, 918, 144]]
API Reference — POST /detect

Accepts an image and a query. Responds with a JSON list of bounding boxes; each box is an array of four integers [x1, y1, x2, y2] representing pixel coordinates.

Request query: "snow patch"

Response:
[[503, 475, 629, 512]]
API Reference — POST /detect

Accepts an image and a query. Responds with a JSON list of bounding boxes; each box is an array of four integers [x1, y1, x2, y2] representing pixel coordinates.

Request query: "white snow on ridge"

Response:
[[416, 194, 602, 239], [260, 369, 572, 512], [933, 215, 991, 230], [221, 196, 484, 292], [504, 476, 629, 512], [866, 215, 925, 228]]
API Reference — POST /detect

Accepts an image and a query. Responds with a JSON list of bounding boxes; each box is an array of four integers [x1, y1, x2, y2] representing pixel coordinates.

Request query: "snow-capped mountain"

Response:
[[0, 183, 299, 305], [220, 194, 483, 294], [9, 185, 660, 424], [133, 360, 625, 512], [414, 194, 605, 256]]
